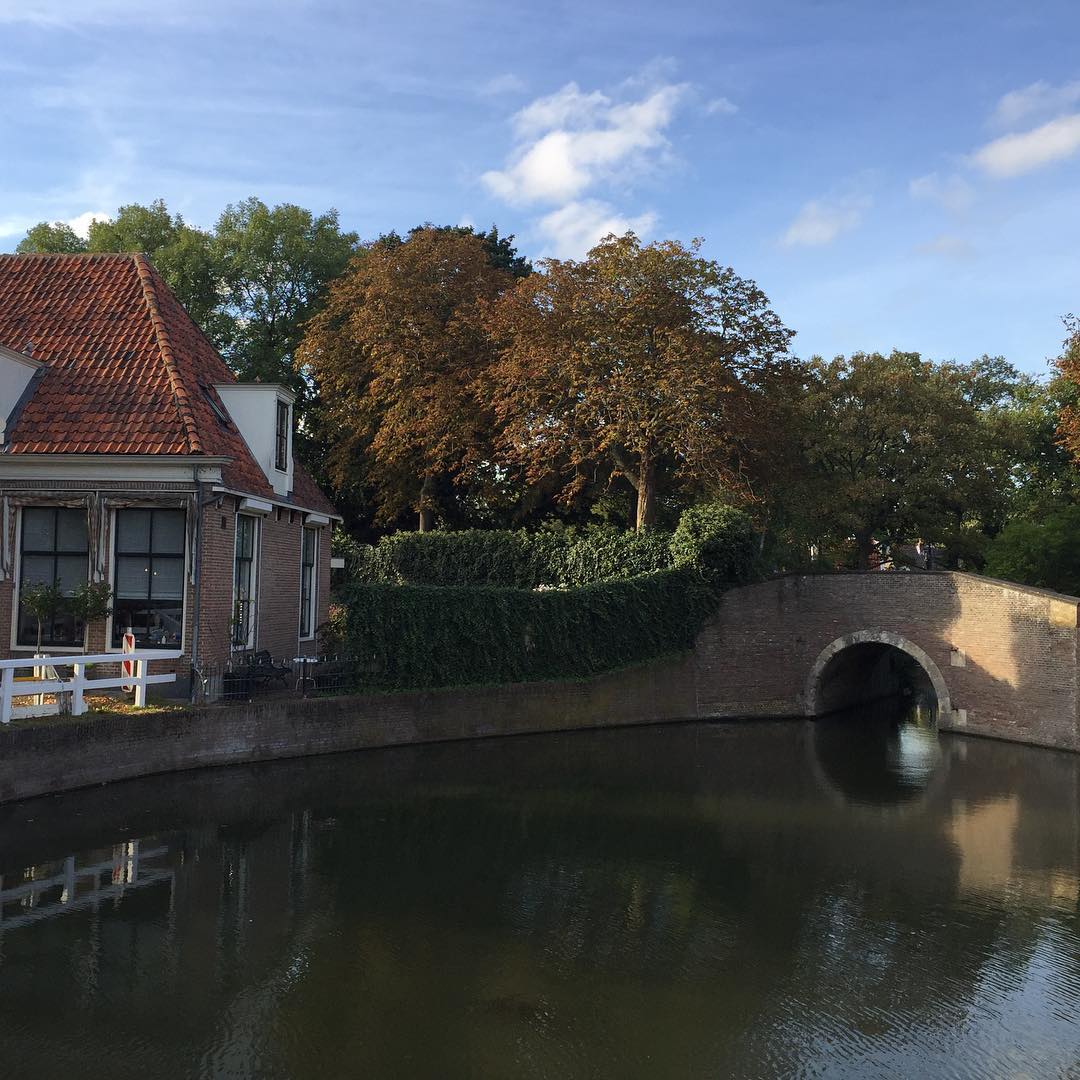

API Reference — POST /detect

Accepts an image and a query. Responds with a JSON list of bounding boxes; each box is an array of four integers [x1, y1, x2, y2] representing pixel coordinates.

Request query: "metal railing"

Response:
[[0, 649, 182, 724]]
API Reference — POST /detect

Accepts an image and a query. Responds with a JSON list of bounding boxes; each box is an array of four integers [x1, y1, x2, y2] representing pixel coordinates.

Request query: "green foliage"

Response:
[[339, 568, 719, 691], [69, 581, 113, 622], [560, 528, 672, 586], [670, 502, 757, 582], [214, 197, 358, 408], [69, 580, 114, 651], [19, 583, 64, 651], [343, 523, 681, 589], [16, 221, 88, 253], [984, 507, 1080, 596], [359, 529, 569, 588]]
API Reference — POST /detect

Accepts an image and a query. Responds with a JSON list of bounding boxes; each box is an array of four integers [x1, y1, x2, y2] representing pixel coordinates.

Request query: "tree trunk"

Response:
[[418, 474, 437, 533], [635, 456, 657, 532], [854, 530, 873, 571]]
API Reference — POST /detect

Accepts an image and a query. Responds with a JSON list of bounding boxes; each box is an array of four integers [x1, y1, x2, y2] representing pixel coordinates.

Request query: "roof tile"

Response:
[[0, 253, 336, 516]]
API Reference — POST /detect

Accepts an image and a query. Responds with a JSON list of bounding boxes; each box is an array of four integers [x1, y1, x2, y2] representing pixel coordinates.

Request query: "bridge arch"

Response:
[[804, 629, 952, 718]]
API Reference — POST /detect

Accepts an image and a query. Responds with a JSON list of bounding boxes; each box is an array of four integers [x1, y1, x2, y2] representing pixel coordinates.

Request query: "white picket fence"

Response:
[[0, 649, 182, 724]]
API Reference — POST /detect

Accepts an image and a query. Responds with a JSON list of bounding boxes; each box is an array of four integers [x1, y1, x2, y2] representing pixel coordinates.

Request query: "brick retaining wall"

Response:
[[1, 571, 1076, 805]]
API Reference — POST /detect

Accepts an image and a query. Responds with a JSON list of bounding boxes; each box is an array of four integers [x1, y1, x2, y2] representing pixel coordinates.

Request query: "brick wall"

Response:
[[692, 572, 1080, 751], [0, 570, 1078, 804], [0, 654, 698, 804], [0, 482, 337, 685]]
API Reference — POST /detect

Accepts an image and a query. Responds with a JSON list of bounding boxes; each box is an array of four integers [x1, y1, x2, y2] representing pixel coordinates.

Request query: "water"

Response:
[[2, 707, 1080, 1079]]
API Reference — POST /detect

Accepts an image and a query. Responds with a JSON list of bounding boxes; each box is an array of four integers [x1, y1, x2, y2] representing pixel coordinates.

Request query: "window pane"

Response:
[[302, 528, 315, 565], [117, 510, 151, 553], [150, 558, 184, 600], [22, 508, 54, 551], [116, 555, 150, 599], [56, 509, 88, 552], [152, 510, 186, 555], [236, 515, 255, 558], [21, 554, 55, 588], [55, 555, 87, 595]]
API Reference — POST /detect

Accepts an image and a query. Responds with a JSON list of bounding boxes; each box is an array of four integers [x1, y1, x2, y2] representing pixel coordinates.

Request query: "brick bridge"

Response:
[[691, 571, 1080, 752]]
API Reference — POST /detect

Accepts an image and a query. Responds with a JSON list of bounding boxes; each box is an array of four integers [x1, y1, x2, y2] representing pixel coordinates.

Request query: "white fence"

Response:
[[0, 649, 182, 724]]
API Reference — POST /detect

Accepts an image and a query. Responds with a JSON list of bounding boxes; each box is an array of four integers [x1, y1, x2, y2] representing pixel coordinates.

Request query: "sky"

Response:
[[1, 0, 1078, 372]]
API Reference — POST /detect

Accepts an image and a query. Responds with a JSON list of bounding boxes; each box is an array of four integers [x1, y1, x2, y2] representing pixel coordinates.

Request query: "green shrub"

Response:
[[364, 529, 570, 588], [670, 502, 757, 583], [343, 524, 678, 589], [340, 568, 719, 691], [561, 527, 672, 586]]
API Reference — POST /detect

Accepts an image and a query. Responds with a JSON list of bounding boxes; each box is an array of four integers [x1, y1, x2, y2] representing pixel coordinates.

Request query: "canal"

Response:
[[1, 709, 1079, 1078]]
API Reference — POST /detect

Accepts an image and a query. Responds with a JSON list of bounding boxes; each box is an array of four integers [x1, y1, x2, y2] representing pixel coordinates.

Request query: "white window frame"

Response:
[[105, 506, 190, 655], [232, 513, 260, 651], [299, 526, 318, 641], [10, 505, 91, 654]]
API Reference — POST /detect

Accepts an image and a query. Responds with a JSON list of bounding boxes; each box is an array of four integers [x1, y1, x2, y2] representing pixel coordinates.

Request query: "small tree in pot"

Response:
[[20, 583, 64, 654], [69, 581, 113, 654]]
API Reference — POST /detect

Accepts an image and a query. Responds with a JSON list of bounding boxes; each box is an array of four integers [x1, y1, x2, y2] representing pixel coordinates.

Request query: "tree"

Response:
[[16, 221, 88, 254], [769, 351, 1026, 570], [69, 582, 113, 653], [16, 198, 357, 435], [85, 200, 222, 335], [298, 227, 515, 531], [1054, 315, 1080, 461], [484, 233, 794, 531], [20, 583, 64, 654], [214, 198, 358, 414], [984, 506, 1080, 596]]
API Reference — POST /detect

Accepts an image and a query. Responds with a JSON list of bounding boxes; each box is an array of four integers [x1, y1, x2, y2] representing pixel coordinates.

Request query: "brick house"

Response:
[[0, 252, 338, 693]]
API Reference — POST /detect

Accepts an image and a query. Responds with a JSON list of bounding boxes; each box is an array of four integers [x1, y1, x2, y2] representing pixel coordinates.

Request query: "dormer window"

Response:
[[275, 400, 290, 472]]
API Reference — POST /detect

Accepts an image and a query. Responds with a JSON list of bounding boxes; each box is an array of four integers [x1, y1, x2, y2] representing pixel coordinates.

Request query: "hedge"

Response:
[[353, 525, 677, 589], [338, 567, 720, 691]]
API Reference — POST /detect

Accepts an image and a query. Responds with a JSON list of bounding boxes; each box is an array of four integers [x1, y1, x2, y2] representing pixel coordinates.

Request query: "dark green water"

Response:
[[2, 709, 1080, 1079]]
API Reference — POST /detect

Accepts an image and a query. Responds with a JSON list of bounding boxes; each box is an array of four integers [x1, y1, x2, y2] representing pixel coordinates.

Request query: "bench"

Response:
[[224, 650, 291, 697]]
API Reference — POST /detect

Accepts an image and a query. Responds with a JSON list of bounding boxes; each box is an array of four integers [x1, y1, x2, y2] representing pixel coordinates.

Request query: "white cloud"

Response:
[[974, 113, 1080, 176], [781, 195, 869, 247], [482, 81, 686, 205], [705, 97, 738, 116], [479, 73, 527, 98], [536, 200, 657, 259], [909, 172, 974, 214], [511, 82, 612, 138], [66, 210, 109, 238], [992, 79, 1080, 128]]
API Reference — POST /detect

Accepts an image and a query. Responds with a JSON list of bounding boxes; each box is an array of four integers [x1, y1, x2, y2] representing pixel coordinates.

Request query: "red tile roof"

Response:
[[0, 253, 336, 516]]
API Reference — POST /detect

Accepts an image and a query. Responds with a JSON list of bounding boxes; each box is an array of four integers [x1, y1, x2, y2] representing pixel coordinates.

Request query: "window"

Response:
[[299, 527, 317, 639], [112, 509, 186, 649], [233, 515, 258, 649], [202, 385, 232, 427], [275, 400, 290, 471], [17, 507, 89, 647]]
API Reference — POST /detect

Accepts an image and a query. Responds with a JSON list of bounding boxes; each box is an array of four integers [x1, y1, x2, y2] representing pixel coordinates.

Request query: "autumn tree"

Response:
[[298, 227, 516, 531], [484, 233, 794, 531], [1055, 316, 1080, 460]]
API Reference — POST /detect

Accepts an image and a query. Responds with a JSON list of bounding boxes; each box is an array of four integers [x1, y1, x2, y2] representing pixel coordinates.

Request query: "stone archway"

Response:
[[804, 629, 952, 718]]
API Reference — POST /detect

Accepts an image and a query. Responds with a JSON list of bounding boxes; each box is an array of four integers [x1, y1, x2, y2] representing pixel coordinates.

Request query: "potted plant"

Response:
[[69, 581, 114, 654], [20, 582, 64, 655]]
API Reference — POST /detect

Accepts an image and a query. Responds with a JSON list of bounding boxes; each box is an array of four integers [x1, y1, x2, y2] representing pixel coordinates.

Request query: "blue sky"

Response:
[[1, 0, 1078, 372]]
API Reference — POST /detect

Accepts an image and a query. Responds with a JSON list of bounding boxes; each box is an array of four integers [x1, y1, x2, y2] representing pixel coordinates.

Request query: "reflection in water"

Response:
[[812, 698, 944, 806], [1, 720, 1080, 1079]]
